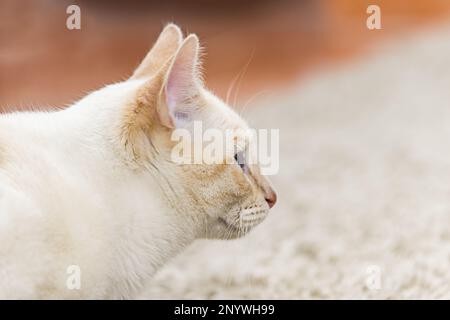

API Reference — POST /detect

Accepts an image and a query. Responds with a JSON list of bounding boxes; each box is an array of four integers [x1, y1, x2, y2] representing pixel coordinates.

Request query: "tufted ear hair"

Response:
[[156, 34, 202, 129], [131, 23, 183, 80]]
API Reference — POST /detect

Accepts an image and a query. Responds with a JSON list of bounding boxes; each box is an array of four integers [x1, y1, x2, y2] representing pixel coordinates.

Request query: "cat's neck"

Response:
[[0, 107, 201, 298], [81, 106, 204, 297], [107, 189, 197, 298], [78, 124, 201, 298]]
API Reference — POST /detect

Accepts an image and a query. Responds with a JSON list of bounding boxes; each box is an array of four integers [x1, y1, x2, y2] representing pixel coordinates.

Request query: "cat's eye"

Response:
[[234, 151, 246, 172]]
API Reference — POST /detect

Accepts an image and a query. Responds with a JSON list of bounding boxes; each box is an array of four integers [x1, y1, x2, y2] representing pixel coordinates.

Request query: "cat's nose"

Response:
[[264, 189, 277, 209]]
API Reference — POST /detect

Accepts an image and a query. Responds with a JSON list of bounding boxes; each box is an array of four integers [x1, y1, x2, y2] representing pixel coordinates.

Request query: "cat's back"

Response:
[[0, 109, 111, 235], [0, 111, 110, 298], [0, 112, 66, 294], [0, 111, 55, 217], [0, 111, 66, 216]]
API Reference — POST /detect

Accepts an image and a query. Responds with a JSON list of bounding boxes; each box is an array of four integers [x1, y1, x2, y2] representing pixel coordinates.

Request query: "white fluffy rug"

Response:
[[140, 25, 450, 299]]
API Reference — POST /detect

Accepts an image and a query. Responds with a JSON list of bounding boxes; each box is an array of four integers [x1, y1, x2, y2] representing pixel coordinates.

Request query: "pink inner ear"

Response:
[[165, 60, 196, 123], [164, 67, 194, 127], [165, 82, 177, 110], [163, 35, 199, 127], [166, 63, 190, 109]]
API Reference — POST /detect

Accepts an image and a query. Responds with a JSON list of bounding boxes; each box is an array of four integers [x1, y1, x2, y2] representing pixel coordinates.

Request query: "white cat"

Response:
[[0, 24, 276, 299]]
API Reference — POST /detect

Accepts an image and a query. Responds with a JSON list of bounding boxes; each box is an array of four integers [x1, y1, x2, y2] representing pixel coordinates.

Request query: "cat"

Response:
[[0, 24, 277, 299]]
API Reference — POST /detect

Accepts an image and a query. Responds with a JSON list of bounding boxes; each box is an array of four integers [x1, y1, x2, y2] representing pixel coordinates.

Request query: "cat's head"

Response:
[[89, 24, 277, 239]]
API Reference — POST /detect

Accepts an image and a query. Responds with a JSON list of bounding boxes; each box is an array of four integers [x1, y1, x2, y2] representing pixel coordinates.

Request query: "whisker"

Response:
[[226, 71, 242, 106], [239, 89, 272, 118], [233, 50, 255, 109]]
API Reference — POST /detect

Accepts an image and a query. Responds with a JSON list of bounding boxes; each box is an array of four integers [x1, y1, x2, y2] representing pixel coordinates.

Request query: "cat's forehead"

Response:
[[201, 89, 249, 131]]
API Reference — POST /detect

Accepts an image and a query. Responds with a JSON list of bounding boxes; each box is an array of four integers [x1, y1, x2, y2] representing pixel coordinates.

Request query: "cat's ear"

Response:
[[157, 34, 201, 129], [131, 23, 183, 79]]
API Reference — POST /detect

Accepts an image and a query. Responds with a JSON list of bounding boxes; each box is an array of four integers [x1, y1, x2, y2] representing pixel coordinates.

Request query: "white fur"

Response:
[[0, 80, 200, 299], [0, 27, 275, 299]]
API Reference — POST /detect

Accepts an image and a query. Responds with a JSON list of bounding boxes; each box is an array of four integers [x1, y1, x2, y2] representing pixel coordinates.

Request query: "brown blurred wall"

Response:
[[1, 0, 450, 110]]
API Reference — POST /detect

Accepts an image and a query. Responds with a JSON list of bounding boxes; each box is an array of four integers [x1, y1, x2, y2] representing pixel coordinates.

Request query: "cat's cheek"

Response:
[[202, 217, 240, 240], [201, 217, 224, 239], [182, 163, 228, 179], [230, 168, 253, 195]]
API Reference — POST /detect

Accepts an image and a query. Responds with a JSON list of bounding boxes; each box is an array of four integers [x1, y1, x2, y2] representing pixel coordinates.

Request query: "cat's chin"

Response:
[[203, 217, 248, 240]]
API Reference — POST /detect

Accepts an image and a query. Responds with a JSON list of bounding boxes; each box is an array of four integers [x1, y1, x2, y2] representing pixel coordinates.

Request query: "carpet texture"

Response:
[[140, 25, 450, 299]]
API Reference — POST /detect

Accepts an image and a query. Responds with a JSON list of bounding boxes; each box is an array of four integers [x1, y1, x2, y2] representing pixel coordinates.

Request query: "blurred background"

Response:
[[3, 0, 450, 299], [2, 0, 450, 108]]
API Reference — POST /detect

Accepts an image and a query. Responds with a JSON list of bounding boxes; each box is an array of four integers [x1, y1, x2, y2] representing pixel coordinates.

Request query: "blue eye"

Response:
[[234, 151, 246, 171]]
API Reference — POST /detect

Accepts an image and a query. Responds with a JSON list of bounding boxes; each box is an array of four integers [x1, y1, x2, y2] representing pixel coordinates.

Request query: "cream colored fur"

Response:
[[0, 24, 276, 299]]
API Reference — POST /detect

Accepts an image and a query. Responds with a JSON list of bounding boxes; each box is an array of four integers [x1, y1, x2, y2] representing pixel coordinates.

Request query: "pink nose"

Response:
[[264, 189, 277, 209]]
